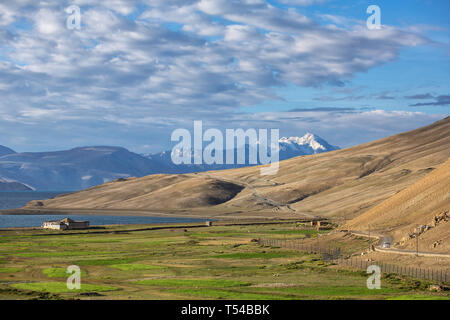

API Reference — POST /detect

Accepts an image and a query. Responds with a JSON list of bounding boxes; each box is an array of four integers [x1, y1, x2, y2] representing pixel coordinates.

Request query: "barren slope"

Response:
[[24, 117, 450, 220], [26, 174, 244, 210], [345, 158, 450, 253]]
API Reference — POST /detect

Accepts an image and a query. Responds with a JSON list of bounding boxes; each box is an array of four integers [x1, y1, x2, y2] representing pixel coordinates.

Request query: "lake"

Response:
[[0, 191, 209, 228], [0, 191, 69, 210], [0, 214, 209, 229]]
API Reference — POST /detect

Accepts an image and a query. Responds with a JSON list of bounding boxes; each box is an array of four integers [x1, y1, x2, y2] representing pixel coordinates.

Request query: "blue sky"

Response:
[[0, 0, 448, 153]]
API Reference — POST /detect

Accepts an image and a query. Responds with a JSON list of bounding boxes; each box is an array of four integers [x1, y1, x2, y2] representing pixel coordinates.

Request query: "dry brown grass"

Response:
[[345, 159, 450, 253]]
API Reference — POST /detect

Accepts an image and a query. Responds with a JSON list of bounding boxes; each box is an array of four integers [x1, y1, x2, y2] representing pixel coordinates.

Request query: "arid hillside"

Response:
[[24, 117, 450, 221], [345, 158, 450, 253]]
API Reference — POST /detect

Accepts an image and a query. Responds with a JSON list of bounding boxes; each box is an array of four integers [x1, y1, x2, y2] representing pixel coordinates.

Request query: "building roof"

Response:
[[44, 217, 89, 224]]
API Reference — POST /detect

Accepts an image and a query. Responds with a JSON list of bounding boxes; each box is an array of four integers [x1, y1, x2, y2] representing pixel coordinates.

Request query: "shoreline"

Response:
[[0, 207, 318, 221]]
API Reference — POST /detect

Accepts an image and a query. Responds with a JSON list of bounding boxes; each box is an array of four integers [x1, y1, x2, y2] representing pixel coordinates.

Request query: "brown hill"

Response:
[[345, 158, 450, 253], [24, 117, 450, 220]]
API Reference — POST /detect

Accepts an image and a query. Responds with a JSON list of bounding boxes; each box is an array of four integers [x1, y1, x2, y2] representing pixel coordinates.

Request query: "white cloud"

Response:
[[35, 9, 64, 35], [0, 0, 438, 152]]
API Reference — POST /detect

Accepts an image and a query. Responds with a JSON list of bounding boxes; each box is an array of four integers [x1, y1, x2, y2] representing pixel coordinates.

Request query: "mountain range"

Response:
[[0, 178, 33, 191], [0, 133, 338, 191]]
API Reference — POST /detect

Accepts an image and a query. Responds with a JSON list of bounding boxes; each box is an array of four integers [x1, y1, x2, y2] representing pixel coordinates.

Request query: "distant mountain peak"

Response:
[[279, 133, 339, 153], [0, 177, 34, 191]]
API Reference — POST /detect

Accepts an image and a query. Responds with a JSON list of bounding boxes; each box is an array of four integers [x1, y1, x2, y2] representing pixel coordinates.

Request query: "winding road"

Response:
[[195, 172, 318, 219]]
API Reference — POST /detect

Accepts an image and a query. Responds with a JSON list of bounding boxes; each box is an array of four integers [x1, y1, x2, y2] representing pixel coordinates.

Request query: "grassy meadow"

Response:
[[0, 222, 448, 300]]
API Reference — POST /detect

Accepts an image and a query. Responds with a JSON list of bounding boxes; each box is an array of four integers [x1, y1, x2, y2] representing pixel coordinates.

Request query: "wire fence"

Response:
[[258, 237, 340, 258], [258, 238, 449, 284], [337, 256, 450, 283]]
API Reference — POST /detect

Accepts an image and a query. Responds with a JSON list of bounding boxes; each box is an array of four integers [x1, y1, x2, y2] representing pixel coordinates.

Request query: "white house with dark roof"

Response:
[[42, 218, 89, 230]]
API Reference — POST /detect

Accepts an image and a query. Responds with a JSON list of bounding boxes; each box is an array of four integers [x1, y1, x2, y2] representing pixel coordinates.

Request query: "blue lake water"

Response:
[[0, 191, 208, 228], [0, 191, 69, 210], [0, 214, 208, 229]]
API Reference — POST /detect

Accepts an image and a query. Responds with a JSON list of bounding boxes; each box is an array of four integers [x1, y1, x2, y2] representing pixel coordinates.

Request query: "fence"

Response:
[[258, 238, 341, 260], [337, 256, 449, 283], [258, 238, 449, 284]]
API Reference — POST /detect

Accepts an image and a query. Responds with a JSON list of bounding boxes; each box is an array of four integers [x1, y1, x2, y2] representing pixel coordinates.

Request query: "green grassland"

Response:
[[0, 222, 448, 300]]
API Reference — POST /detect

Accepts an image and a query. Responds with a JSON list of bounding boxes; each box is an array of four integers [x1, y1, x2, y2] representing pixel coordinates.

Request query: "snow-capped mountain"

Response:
[[278, 133, 339, 160], [0, 134, 338, 191], [144, 133, 339, 171]]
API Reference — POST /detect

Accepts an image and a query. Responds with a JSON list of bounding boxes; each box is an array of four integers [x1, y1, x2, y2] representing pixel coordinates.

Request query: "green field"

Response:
[[0, 222, 448, 300]]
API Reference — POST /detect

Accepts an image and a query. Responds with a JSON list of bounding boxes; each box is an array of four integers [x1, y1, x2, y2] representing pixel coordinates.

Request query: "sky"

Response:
[[0, 0, 448, 153]]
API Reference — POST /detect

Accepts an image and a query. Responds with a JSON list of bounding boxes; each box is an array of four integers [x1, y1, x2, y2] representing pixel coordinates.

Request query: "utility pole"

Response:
[[368, 224, 371, 252], [416, 233, 419, 257], [415, 225, 419, 257]]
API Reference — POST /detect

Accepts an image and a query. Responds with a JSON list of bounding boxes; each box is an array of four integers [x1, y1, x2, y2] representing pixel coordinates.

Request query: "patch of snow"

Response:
[[279, 133, 326, 152]]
